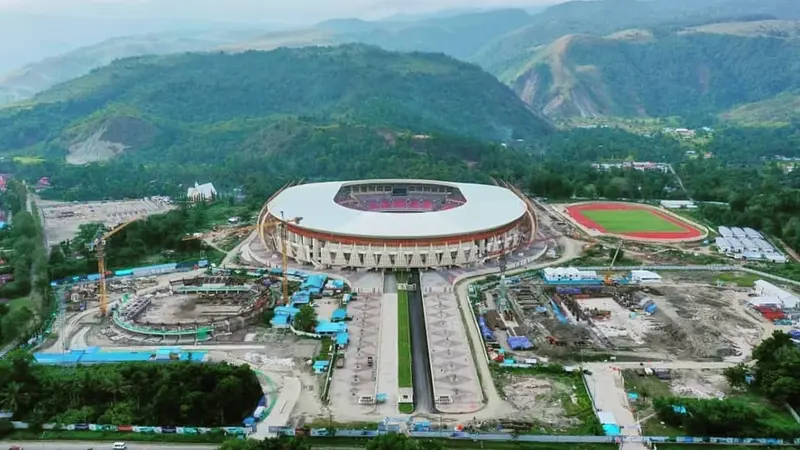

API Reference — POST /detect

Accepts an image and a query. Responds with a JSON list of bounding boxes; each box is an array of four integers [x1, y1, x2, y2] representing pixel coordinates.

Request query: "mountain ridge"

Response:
[[0, 44, 551, 163], [506, 23, 800, 120]]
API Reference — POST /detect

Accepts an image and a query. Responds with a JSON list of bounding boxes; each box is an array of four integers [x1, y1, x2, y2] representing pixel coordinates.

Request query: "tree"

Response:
[[293, 305, 317, 333], [365, 434, 444, 450], [218, 436, 311, 450]]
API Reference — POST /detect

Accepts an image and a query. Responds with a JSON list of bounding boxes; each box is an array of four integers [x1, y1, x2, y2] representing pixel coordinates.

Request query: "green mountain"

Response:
[[0, 29, 266, 105], [0, 45, 549, 198], [470, 0, 800, 78], [504, 23, 800, 119], [223, 9, 535, 60]]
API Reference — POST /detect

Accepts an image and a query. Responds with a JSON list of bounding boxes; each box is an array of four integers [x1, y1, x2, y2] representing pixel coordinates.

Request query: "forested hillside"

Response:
[[0, 45, 548, 160], [470, 0, 800, 77], [0, 29, 265, 105], [507, 29, 800, 120]]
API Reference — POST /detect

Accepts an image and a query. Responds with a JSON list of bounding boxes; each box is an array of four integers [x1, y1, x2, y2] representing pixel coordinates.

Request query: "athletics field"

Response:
[[564, 202, 704, 240]]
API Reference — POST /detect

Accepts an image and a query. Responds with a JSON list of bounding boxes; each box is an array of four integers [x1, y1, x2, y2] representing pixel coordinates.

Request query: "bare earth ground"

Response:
[[40, 198, 173, 245], [501, 374, 581, 431]]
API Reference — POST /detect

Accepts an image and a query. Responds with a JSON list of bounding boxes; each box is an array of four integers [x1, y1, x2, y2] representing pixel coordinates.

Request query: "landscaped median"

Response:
[[397, 274, 414, 414]]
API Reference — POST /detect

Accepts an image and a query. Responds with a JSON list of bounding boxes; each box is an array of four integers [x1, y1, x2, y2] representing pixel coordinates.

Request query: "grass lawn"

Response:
[[398, 403, 415, 414], [716, 272, 762, 287], [8, 297, 34, 312], [581, 209, 685, 233], [397, 289, 413, 389]]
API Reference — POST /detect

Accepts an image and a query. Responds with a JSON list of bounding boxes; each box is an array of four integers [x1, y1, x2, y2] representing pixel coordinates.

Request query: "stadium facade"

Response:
[[258, 179, 536, 269]]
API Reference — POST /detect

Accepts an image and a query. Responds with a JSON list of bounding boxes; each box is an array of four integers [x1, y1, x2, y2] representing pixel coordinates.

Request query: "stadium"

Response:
[[257, 179, 536, 269]]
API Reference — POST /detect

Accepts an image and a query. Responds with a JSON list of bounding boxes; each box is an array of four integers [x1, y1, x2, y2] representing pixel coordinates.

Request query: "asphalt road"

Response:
[[4, 442, 217, 450], [408, 269, 435, 413]]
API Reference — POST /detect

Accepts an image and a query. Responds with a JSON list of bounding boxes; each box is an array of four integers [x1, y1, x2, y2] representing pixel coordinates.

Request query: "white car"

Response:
[[112, 443, 127, 450]]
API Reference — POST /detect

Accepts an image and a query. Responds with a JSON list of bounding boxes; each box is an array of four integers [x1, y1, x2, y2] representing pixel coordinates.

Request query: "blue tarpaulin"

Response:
[[331, 308, 347, 322], [507, 336, 533, 350], [315, 321, 347, 334]]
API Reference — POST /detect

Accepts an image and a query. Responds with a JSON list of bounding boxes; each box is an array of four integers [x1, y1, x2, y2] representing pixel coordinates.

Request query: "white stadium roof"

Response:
[[267, 180, 528, 239]]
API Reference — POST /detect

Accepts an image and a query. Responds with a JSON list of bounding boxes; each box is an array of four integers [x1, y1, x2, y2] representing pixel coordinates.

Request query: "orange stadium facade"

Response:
[[258, 179, 537, 269]]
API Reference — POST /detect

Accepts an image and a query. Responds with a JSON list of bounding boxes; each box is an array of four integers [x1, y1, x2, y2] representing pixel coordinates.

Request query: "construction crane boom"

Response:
[[91, 218, 140, 316], [604, 240, 624, 285]]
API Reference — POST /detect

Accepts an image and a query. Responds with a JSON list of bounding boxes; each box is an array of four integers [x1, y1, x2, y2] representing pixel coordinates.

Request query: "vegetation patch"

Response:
[[397, 288, 413, 388], [0, 351, 262, 427], [490, 365, 602, 435], [631, 332, 800, 439], [11, 156, 44, 165]]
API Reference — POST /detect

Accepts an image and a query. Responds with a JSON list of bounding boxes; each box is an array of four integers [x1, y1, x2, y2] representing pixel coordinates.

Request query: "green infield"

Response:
[[581, 209, 685, 233], [397, 290, 413, 389]]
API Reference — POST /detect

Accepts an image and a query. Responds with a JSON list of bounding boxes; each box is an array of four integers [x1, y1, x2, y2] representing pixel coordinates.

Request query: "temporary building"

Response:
[[630, 270, 662, 283], [753, 280, 799, 309], [718, 226, 733, 237], [744, 227, 762, 239], [315, 321, 347, 335], [731, 227, 746, 238], [331, 308, 347, 322], [543, 267, 598, 281]]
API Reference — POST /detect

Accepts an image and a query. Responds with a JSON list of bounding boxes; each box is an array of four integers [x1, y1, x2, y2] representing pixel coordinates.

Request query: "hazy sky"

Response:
[[0, 0, 564, 22]]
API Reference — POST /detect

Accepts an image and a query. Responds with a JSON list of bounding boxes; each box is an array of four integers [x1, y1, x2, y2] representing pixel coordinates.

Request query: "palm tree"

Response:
[[0, 382, 25, 413]]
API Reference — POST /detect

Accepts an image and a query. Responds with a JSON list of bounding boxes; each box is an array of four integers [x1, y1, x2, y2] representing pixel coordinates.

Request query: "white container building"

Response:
[[764, 253, 788, 263], [630, 270, 662, 284], [754, 238, 775, 253], [739, 238, 760, 253], [744, 227, 762, 239], [727, 237, 744, 253], [715, 237, 731, 252], [731, 227, 746, 238], [753, 280, 799, 309], [718, 226, 733, 237], [543, 267, 599, 282]]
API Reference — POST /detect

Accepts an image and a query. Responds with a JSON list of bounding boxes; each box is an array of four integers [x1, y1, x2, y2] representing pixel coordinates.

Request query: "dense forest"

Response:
[[4, 121, 800, 254], [0, 351, 262, 426], [0, 44, 550, 158]]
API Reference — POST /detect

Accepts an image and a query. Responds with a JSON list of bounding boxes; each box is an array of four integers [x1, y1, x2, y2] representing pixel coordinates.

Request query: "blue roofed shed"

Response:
[[315, 321, 347, 335], [302, 274, 327, 293], [291, 290, 311, 305], [335, 332, 349, 346], [271, 315, 290, 328], [312, 360, 330, 374], [274, 306, 300, 317], [331, 308, 347, 322]]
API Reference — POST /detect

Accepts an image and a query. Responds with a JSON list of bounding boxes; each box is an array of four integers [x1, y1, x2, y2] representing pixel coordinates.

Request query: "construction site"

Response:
[[40, 197, 173, 246], [474, 270, 770, 363]]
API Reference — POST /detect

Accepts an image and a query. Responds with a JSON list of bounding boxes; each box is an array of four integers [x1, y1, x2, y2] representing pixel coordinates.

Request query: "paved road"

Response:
[[4, 442, 216, 450]]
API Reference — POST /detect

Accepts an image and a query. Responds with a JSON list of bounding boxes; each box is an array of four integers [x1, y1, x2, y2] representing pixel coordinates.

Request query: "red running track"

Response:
[[565, 203, 703, 240]]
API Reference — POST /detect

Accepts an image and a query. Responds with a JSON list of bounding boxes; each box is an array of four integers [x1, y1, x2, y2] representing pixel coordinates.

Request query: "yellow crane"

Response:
[[90, 218, 140, 316], [275, 211, 302, 305], [604, 240, 624, 286], [215, 213, 302, 305]]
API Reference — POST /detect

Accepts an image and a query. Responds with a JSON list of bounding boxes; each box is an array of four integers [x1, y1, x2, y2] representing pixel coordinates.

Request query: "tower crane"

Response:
[[89, 218, 140, 316], [275, 211, 302, 305], [218, 213, 302, 305], [604, 240, 624, 286]]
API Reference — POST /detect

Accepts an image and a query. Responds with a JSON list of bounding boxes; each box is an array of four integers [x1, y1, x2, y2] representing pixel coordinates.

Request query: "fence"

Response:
[[10, 421, 250, 435], [264, 427, 800, 445]]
